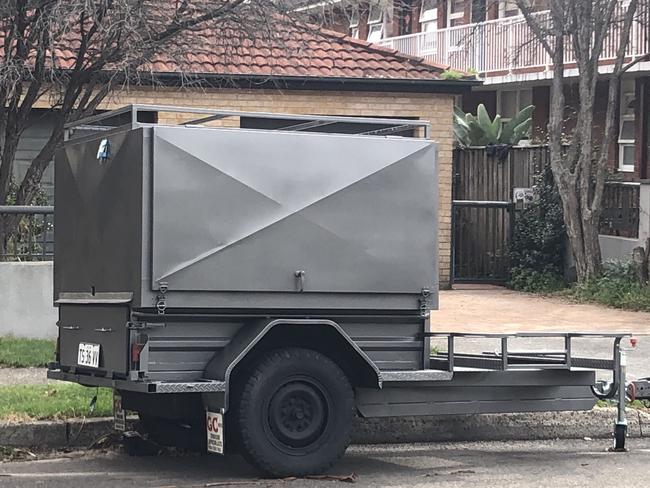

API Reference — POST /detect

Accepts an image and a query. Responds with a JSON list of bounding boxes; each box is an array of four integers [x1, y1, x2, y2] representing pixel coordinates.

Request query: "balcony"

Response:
[[377, 5, 650, 83]]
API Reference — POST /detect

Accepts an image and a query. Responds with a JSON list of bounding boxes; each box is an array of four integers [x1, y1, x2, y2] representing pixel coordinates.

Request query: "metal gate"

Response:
[[452, 146, 547, 283]]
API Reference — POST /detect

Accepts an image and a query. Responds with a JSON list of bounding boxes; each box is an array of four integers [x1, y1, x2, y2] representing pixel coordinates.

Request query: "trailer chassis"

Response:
[[49, 330, 637, 450]]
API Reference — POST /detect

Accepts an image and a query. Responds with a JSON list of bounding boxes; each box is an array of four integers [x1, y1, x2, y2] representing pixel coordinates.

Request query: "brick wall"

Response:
[[85, 86, 454, 287]]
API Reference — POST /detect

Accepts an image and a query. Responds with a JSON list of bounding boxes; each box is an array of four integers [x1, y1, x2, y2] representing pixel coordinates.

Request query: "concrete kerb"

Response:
[[1, 408, 649, 449]]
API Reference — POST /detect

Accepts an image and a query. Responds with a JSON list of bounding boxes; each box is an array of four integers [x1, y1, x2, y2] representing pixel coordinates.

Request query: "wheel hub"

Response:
[[268, 381, 328, 448]]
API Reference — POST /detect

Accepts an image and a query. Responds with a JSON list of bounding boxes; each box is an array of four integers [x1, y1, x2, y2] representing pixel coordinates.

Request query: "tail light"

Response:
[[131, 336, 147, 369]]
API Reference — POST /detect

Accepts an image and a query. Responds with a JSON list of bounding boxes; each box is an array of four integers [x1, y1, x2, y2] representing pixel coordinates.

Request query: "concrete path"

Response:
[[2, 439, 650, 487], [435, 285, 650, 334], [433, 285, 650, 380]]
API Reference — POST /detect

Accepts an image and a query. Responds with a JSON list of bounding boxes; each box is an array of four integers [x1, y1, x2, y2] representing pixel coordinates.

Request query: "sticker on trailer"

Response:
[[206, 410, 224, 454], [113, 392, 126, 431]]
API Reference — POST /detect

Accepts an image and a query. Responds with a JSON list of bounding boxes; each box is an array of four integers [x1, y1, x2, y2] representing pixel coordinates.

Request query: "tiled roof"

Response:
[[52, 21, 450, 81]]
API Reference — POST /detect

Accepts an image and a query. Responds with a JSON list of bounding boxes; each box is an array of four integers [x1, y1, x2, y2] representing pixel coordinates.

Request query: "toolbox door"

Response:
[[57, 299, 131, 377]]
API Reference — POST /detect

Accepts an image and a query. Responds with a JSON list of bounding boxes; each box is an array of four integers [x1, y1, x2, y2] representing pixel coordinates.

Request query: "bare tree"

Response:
[[514, 0, 644, 281], [0, 0, 299, 253]]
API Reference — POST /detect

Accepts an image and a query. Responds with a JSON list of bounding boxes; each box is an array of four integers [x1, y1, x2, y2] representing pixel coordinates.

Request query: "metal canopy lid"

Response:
[[64, 104, 431, 138]]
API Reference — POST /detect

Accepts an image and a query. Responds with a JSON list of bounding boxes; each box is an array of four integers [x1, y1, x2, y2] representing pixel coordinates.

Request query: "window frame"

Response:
[[498, 0, 522, 18], [420, 0, 437, 22], [496, 88, 532, 123], [618, 80, 636, 173], [447, 0, 466, 27], [367, 22, 384, 42], [366, 2, 385, 42]]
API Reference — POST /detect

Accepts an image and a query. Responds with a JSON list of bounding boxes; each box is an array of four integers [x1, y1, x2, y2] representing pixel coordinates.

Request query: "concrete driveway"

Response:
[[431, 286, 650, 380]]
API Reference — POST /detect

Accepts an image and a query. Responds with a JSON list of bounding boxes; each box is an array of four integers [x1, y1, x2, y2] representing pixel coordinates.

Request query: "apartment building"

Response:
[[307, 0, 649, 180]]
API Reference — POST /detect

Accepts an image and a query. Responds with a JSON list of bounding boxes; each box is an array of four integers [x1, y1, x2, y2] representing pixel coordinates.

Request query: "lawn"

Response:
[[0, 384, 113, 421], [0, 336, 56, 368]]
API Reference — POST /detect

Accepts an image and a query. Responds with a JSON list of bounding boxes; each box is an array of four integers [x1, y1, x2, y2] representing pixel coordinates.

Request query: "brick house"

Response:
[[17, 21, 475, 287]]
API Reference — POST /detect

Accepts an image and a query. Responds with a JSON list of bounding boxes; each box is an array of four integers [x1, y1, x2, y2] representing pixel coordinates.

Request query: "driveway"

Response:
[[432, 285, 650, 380]]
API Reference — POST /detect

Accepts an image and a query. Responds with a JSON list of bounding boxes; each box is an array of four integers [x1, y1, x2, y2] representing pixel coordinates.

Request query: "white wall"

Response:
[[0, 262, 57, 339]]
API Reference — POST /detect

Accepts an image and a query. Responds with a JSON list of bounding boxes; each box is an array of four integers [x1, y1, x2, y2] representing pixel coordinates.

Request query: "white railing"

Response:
[[378, 3, 649, 79]]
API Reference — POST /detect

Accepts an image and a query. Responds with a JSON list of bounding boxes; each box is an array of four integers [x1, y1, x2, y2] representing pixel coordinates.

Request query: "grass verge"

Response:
[[0, 384, 112, 421], [0, 336, 56, 368], [568, 278, 650, 312]]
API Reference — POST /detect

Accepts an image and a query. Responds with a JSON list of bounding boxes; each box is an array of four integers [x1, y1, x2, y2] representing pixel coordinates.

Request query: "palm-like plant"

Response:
[[454, 103, 534, 147]]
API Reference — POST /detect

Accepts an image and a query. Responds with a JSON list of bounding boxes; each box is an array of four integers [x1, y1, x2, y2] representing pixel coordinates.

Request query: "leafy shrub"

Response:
[[510, 266, 566, 293], [571, 260, 650, 311], [441, 69, 465, 80], [454, 103, 533, 147], [508, 165, 567, 292]]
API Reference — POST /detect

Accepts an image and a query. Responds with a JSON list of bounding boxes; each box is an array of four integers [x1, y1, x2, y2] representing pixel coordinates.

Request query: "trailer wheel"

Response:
[[235, 348, 354, 477]]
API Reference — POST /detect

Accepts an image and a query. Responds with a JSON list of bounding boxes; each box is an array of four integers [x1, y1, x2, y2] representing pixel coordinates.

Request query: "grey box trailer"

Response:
[[49, 105, 635, 476]]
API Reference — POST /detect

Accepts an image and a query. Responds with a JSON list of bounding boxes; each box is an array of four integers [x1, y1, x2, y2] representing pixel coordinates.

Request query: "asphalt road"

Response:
[[2, 438, 650, 488]]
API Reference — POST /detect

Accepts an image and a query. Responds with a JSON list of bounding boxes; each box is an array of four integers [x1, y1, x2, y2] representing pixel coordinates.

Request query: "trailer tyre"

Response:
[[236, 348, 354, 477]]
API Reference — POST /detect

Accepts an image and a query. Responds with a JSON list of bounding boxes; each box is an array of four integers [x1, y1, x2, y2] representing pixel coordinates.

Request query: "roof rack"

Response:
[[64, 104, 431, 141]]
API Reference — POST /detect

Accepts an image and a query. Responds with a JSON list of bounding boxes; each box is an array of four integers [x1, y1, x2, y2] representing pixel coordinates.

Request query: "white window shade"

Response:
[[367, 23, 384, 42]]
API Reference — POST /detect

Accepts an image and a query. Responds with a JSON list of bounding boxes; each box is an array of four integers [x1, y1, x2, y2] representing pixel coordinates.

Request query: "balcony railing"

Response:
[[378, 4, 649, 80]]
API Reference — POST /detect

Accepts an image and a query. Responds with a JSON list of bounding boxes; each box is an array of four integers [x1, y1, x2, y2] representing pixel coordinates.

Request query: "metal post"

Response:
[[613, 337, 627, 451], [501, 337, 508, 371], [565, 335, 572, 369], [447, 335, 455, 372]]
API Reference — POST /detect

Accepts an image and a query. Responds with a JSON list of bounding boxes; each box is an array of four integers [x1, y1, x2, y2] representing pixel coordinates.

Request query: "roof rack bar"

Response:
[[361, 124, 417, 136], [276, 120, 338, 131], [182, 113, 231, 125], [65, 104, 430, 134]]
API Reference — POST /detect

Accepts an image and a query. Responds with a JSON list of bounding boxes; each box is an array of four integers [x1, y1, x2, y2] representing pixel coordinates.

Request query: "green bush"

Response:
[[571, 260, 650, 311], [510, 266, 566, 293], [508, 165, 567, 293]]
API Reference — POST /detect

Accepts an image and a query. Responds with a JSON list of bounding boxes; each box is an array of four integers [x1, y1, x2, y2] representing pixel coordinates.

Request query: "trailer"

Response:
[[48, 105, 641, 477]]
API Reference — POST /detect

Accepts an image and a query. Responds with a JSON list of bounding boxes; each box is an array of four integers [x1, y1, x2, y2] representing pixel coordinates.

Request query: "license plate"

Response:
[[206, 410, 224, 454], [77, 342, 100, 368]]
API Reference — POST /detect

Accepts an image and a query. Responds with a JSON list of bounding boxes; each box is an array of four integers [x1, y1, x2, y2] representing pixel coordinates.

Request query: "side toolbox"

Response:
[[57, 296, 131, 377]]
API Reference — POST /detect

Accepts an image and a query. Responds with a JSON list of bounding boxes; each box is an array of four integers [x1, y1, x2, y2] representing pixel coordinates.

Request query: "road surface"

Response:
[[2, 438, 650, 487]]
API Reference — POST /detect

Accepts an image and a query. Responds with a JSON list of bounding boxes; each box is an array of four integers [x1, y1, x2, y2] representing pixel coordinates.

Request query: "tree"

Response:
[[514, 0, 643, 282], [0, 0, 297, 253]]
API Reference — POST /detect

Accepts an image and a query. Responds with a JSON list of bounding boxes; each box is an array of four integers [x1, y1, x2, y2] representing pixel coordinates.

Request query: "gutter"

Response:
[[148, 71, 481, 94]]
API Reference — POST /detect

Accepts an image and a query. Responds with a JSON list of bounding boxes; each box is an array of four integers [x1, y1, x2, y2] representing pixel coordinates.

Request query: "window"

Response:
[[498, 0, 521, 18], [447, 0, 466, 27], [367, 23, 384, 41], [420, 0, 438, 31], [367, 2, 385, 42], [497, 88, 532, 121], [618, 79, 636, 172], [349, 8, 359, 38], [367, 3, 384, 23]]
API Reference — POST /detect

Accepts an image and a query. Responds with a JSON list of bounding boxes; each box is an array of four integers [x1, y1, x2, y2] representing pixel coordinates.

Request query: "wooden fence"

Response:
[[453, 145, 641, 282]]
